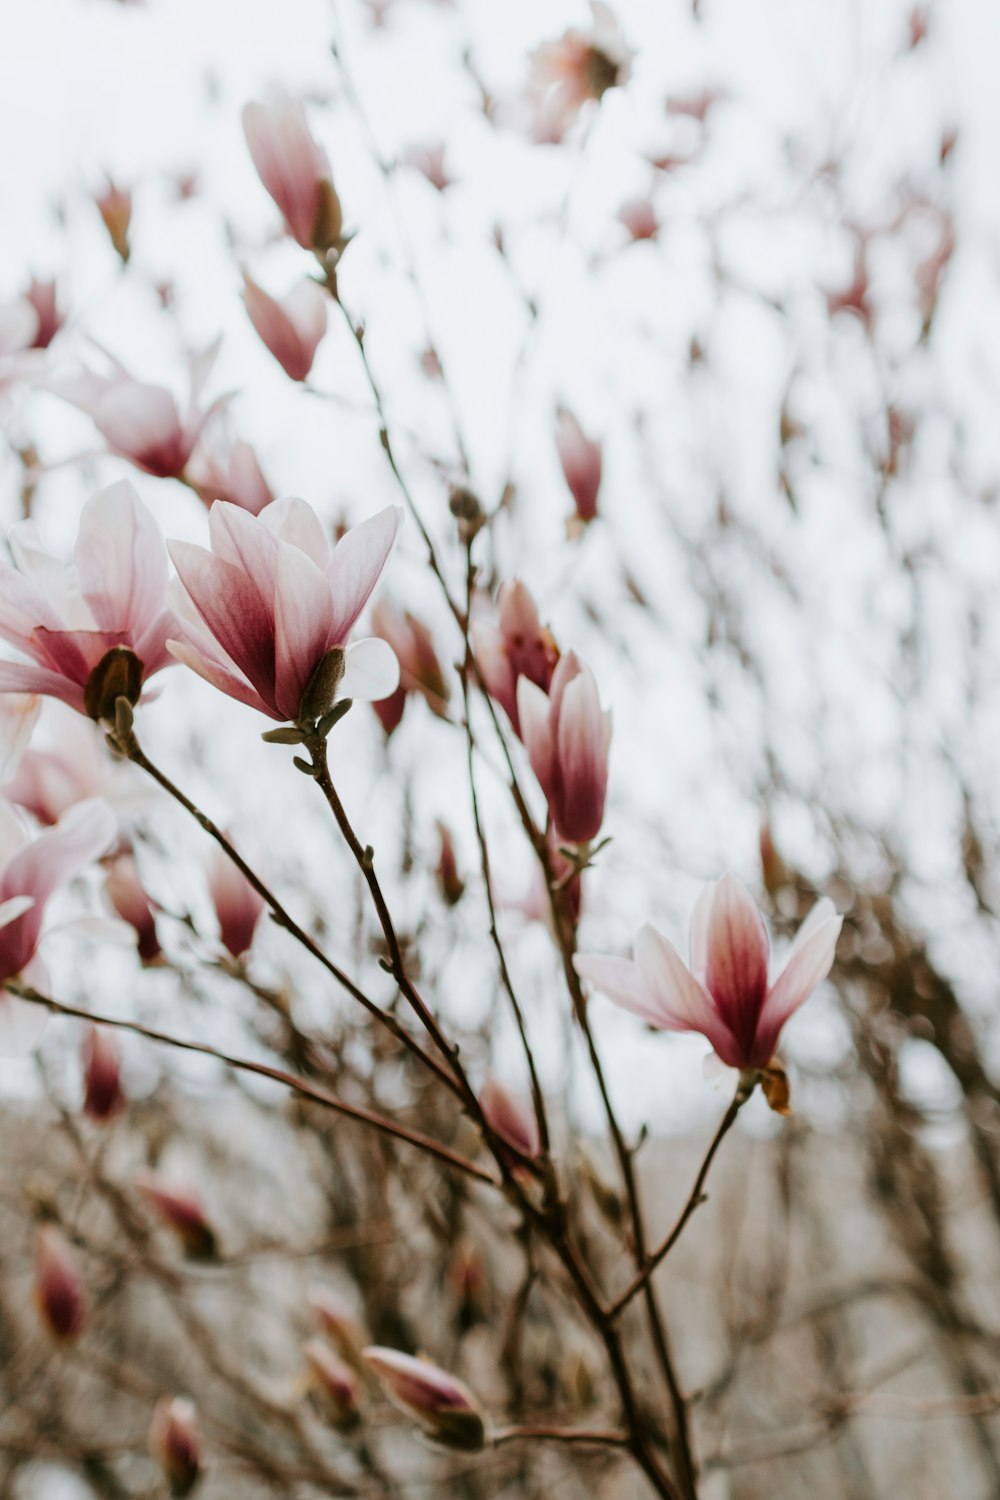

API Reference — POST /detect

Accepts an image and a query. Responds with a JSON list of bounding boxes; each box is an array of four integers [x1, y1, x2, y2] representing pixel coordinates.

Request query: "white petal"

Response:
[[338, 638, 400, 702]]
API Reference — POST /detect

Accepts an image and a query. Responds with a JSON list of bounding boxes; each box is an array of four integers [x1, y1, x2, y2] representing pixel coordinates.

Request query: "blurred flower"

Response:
[[480, 1075, 541, 1160], [150, 1397, 202, 1497], [618, 198, 659, 242], [308, 1286, 366, 1367], [242, 272, 327, 382], [824, 247, 872, 328], [3, 705, 131, 825], [34, 1225, 86, 1341], [0, 798, 116, 1054], [104, 853, 161, 964], [207, 846, 264, 959], [556, 407, 602, 526], [95, 180, 132, 262], [186, 439, 274, 516], [530, 2, 631, 137], [363, 1346, 489, 1451], [575, 875, 842, 1072], [370, 601, 450, 723], [470, 580, 559, 736], [404, 143, 451, 192], [304, 1339, 362, 1428], [243, 100, 343, 255], [168, 499, 402, 723], [435, 821, 464, 906], [0, 481, 179, 720], [517, 652, 611, 847], [136, 1172, 218, 1260], [0, 694, 40, 783], [82, 1023, 125, 1121], [24, 278, 64, 349]]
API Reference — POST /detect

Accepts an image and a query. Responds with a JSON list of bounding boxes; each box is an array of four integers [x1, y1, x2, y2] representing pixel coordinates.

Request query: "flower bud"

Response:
[[82, 1024, 125, 1122], [480, 1076, 541, 1162], [84, 646, 144, 725], [150, 1397, 202, 1496], [24, 278, 63, 349], [363, 1346, 489, 1452], [307, 1286, 366, 1367], [242, 273, 327, 383], [34, 1225, 86, 1341], [136, 1172, 217, 1261], [105, 853, 161, 965], [242, 101, 344, 255], [304, 1340, 362, 1429], [470, 580, 559, 736], [96, 180, 132, 263], [435, 821, 464, 906], [207, 848, 265, 960], [555, 407, 602, 526]]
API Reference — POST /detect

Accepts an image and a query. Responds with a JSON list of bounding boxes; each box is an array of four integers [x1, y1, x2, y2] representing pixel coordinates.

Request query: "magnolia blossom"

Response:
[[480, 1076, 541, 1160], [105, 854, 161, 964], [95, 180, 132, 262], [24, 277, 64, 349], [82, 1024, 125, 1122], [556, 407, 602, 525], [243, 100, 343, 254], [207, 846, 265, 958], [304, 1340, 362, 1429], [363, 1347, 488, 1452], [150, 1398, 201, 1497], [242, 272, 327, 382], [370, 601, 449, 720], [136, 1172, 218, 1260], [168, 499, 402, 723], [470, 580, 559, 736], [575, 875, 843, 1072], [530, 2, 631, 137], [4, 705, 130, 824], [517, 652, 611, 846], [187, 438, 274, 516], [34, 1226, 87, 1341], [618, 198, 659, 242], [0, 481, 178, 720], [0, 798, 116, 1053]]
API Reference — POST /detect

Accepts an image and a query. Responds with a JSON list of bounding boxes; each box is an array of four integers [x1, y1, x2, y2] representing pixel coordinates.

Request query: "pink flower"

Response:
[[186, 439, 274, 516], [243, 100, 343, 254], [150, 1398, 201, 1497], [530, 2, 631, 136], [575, 875, 843, 1071], [0, 481, 179, 720], [49, 349, 226, 478], [470, 580, 559, 736], [404, 143, 451, 192], [370, 600, 450, 721], [95, 180, 132, 262], [556, 407, 602, 525], [0, 798, 116, 1053], [136, 1171, 217, 1260], [207, 846, 264, 958], [105, 853, 161, 965], [304, 1340, 362, 1428], [363, 1347, 488, 1451], [517, 652, 611, 846], [34, 1225, 87, 1341], [82, 1024, 125, 1121], [618, 198, 659, 242], [24, 278, 64, 350], [242, 272, 327, 382], [3, 704, 139, 825], [480, 1075, 540, 1160], [168, 499, 402, 724]]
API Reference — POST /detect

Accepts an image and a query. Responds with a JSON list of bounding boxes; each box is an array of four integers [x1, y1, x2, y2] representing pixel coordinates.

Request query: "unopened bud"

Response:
[[480, 1076, 541, 1162], [136, 1172, 218, 1261], [150, 1397, 202, 1496], [105, 854, 161, 964], [298, 646, 345, 725], [307, 1286, 366, 1367], [34, 1225, 86, 1341], [206, 848, 264, 960], [435, 822, 464, 906], [84, 646, 143, 725], [363, 1346, 489, 1452], [82, 1024, 125, 1121], [96, 180, 132, 263], [304, 1339, 362, 1429], [448, 486, 484, 544]]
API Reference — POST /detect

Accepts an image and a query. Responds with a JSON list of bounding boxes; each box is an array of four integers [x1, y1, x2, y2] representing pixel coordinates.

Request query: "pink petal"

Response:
[[92, 382, 182, 458], [74, 481, 167, 637], [243, 101, 326, 249], [756, 900, 843, 1059], [243, 274, 321, 382], [553, 667, 609, 843], [634, 924, 726, 1037], [325, 507, 403, 643], [0, 799, 115, 974], [688, 880, 716, 982], [273, 541, 336, 720], [259, 497, 330, 567], [573, 953, 666, 1027], [338, 638, 400, 702], [470, 620, 517, 728], [168, 542, 277, 706], [0, 661, 86, 713], [166, 637, 274, 718], [701, 874, 769, 1057], [516, 678, 555, 802], [208, 502, 278, 608], [0, 695, 40, 779]]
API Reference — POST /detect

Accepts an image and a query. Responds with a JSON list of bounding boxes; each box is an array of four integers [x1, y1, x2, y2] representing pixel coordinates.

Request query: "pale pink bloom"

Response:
[[0, 797, 116, 1053], [363, 1347, 488, 1451], [243, 100, 343, 253], [136, 1171, 217, 1260], [95, 180, 132, 262], [0, 481, 179, 719], [0, 695, 41, 783], [50, 346, 226, 479], [24, 278, 64, 350], [530, 2, 631, 136], [34, 1225, 87, 1341], [4, 706, 124, 824], [618, 198, 659, 242], [575, 875, 843, 1071], [556, 408, 602, 524], [480, 1075, 541, 1160], [207, 846, 264, 958], [435, 821, 464, 906], [82, 1024, 125, 1122], [470, 579, 559, 736], [187, 439, 274, 516], [242, 272, 327, 382], [517, 652, 611, 846], [304, 1340, 362, 1428], [168, 499, 403, 723], [404, 143, 451, 192], [104, 853, 161, 964], [370, 600, 449, 719], [150, 1398, 201, 1497]]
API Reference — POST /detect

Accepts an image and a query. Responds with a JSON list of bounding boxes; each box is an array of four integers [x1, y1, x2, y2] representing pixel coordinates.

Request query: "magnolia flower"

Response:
[[575, 875, 843, 1072], [530, 2, 631, 137], [24, 278, 64, 349], [168, 499, 402, 724], [363, 1347, 488, 1452], [34, 1225, 87, 1341], [4, 705, 128, 824], [95, 180, 132, 262], [403, 144, 451, 192], [370, 600, 449, 722], [480, 1076, 541, 1160], [242, 272, 327, 382], [618, 198, 659, 242], [243, 100, 343, 254], [50, 349, 225, 479], [186, 438, 274, 516], [150, 1398, 202, 1497], [82, 1024, 125, 1122], [0, 481, 179, 720], [304, 1340, 362, 1429], [556, 407, 602, 526], [470, 580, 559, 736], [136, 1172, 218, 1260], [207, 846, 265, 958], [104, 854, 161, 964], [517, 651, 611, 846], [308, 1286, 366, 1367], [0, 798, 116, 1053]]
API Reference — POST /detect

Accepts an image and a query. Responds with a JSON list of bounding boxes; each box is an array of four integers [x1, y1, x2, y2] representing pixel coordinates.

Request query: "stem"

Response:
[[14, 984, 497, 1187], [609, 1092, 746, 1317], [493, 1426, 630, 1448]]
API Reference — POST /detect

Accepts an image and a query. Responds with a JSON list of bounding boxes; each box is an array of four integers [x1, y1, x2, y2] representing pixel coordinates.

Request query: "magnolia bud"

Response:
[[363, 1346, 489, 1452], [307, 1286, 366, 1367], [105, 854, 161, 965], [206, 848, 264, 960], [96, 180, 132, 263], [480, 1076, 541, 1162], [34, 1225, 86, 1341], [555, 407, 602, 526], [150, 1397, 202, 1496], [136, 1172, 217, 1261], [304, 1340, 362, 1429], [82, 1025, 124, 1122], [435, 822, 464, 906]]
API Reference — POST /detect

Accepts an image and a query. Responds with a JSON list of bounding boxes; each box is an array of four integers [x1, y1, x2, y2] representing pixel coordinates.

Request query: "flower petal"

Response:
[[634, 924, 724, 1034], [756, 903, 843, 1060], [75, 481, 167, 637], [701, 874, 769, 1058], [273, 541, 336, 720], [166, 637, 273, 718], [338, 637, 400, 702], [516, 678, 555, 801], [325, 507, 403, 642], [0, 661, 85, 712], [688, 879, 716, 982], [168, 542, 277, 706], [259, 497, 330, 567]]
